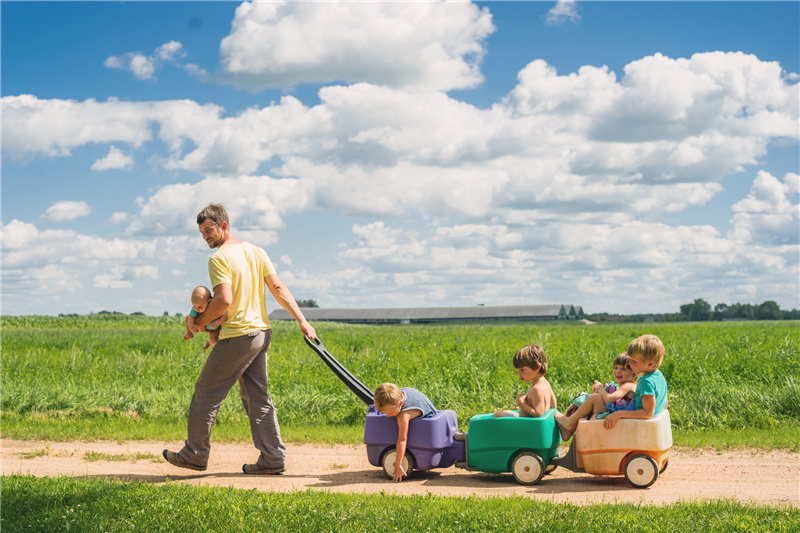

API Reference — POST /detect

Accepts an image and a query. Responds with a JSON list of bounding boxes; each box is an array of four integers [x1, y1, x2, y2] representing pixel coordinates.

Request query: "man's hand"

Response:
[[300, 320, 316, 340]]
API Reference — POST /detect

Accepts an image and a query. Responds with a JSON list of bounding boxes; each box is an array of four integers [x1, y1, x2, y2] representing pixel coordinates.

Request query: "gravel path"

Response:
[[3, 439, 797, 507]]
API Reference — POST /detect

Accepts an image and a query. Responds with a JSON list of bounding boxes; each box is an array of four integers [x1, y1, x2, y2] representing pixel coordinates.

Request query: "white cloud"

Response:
[[182, 63, 209, 79], [2, 220, 194, 270], [155, 41, 185, 62], [123, 174, 313, 237], [4, 45, 799, 314], [109, 212, 131, 225], [1, 95, 221, 159], [218, 0, 495, 91], [7, 51, 794, 205], [92, 145, 134, 171], [236, 230, 280, 248], [41, 201, 91, 223], [129, 54, 156, 80], [133, 265, 158, 280], [435, 224, 523, 250], [546, 0, 581, 26], [352, 221, 406, 247], [729, 171, 800, 245], [104, 41, 186, 81], [303, 216, 796, 314], [1, 219, 40, 249], [1, 218, 208, 313], [3, 264, 75, 296], [94, 269, 134, 289], [105, 52, 154, 80]]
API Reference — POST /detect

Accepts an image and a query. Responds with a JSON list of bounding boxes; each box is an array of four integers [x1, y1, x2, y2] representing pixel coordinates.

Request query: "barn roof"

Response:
[[268, 304, 576, 324]]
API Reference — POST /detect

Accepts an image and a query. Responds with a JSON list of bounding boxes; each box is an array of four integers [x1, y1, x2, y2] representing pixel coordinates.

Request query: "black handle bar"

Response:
[[304, 335, 374, 406]]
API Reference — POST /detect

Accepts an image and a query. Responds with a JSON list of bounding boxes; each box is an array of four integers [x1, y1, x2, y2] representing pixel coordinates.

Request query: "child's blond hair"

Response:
[[373, 383, 404, 411], [512, 344, 548, 374], [627, 335, 664, 368]]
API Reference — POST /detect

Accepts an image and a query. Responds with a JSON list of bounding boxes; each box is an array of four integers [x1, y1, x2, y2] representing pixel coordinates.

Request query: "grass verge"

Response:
[[0, 412, 364, 445], [2, 475, 797, 533], [2, 411, 798, 451]]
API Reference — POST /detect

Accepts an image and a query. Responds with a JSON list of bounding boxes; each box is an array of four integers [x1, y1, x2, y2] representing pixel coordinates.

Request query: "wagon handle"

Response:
[[303, 334, 374, 406]]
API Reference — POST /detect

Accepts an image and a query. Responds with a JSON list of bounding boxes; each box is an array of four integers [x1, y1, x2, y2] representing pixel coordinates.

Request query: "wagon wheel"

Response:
[[659, 458, 669, 475], [382, 448, 415, 479], [545, 463, 558, 475], [511, 452, 545, 485], [624, 454, 659, 489]]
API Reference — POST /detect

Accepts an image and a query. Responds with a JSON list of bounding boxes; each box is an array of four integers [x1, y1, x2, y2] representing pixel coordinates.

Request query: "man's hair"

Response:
[[513, 344, 548, 374], [373, 383, 403, 411], [627, 334, 664, 368], [196, 204, 229, 227]]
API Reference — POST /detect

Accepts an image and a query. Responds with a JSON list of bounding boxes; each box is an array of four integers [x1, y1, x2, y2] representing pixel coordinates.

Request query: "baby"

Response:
[[183, 286, 227, 351]]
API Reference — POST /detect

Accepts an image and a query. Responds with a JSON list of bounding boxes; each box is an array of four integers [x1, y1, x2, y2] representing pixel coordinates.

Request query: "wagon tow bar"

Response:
[[304, 334, 374, 406]]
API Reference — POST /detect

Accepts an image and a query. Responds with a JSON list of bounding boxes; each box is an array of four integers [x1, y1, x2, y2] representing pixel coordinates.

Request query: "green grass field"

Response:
[[2, 476, 797, 533], [2, 316, 798, 447], [2, 316, 798, 532]]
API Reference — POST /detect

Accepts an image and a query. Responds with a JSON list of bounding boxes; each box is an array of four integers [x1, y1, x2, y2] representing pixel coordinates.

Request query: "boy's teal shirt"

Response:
[[634, 369, 668, 415]]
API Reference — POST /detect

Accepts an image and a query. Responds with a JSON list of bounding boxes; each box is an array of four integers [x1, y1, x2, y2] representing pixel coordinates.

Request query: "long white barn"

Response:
[[268, 304, 586, 325]]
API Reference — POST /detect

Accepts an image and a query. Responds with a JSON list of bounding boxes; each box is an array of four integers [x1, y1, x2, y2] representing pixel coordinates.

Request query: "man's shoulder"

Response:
[[239, 241, 268, 256], [213, 241, 265, 257]]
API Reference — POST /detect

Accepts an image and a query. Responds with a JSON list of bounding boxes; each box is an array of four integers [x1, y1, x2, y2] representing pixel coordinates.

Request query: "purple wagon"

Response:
[[364, 405, 466, 476]]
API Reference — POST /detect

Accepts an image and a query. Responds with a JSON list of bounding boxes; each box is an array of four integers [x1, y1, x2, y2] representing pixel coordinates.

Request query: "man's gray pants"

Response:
[[179, 329, 285, 469]]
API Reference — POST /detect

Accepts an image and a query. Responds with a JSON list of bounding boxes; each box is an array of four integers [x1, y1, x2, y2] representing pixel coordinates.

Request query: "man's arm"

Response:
[[193, 284, 232, 329], [265, 274, 316, 339], [207, 311, 228, 329]]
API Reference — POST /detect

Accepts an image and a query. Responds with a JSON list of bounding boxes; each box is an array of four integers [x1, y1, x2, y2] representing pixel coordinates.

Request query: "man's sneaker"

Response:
[[162, 449, 207, 471], [242, 463, 285, 475]]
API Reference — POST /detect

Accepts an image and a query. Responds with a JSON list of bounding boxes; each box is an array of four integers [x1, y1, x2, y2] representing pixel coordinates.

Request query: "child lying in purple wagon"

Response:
[[373, 383, 437, 482]]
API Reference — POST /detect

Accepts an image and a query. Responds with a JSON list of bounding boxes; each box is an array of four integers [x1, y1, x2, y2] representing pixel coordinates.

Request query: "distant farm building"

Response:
[[269, 304, 586, 325]]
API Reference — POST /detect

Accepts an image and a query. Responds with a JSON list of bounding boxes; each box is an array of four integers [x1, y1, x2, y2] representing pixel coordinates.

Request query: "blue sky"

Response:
[[2, 0, 798, 316]]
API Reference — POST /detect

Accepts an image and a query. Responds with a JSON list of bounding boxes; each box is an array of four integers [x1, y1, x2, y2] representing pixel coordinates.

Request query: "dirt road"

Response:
[[3, 439, 797, 507]]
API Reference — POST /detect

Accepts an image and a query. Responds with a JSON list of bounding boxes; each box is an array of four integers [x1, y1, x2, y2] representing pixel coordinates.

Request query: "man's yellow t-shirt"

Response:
[[208, 242, 276, 340]]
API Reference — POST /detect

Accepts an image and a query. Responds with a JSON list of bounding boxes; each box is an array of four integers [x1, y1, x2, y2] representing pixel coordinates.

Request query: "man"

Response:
[[163, 204, 316, 474]]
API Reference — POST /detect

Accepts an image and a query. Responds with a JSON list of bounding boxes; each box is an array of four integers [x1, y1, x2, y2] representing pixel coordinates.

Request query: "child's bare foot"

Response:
[[183, 332, 194, 340], [555, 412, 575, 441]]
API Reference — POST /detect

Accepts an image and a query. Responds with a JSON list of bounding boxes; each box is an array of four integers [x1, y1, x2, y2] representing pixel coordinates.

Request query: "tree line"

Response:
[[587, 299, 800, 323]]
